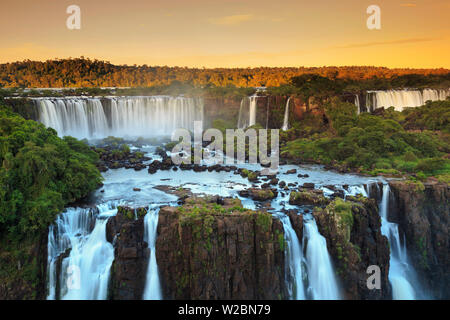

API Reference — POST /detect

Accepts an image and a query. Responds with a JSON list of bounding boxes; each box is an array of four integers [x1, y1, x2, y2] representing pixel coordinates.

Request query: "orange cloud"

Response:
[[400, 3, 417, 7]]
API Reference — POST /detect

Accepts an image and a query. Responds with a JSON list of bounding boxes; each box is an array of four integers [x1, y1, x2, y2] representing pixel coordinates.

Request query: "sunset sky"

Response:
[[0, 0, 449, 68]]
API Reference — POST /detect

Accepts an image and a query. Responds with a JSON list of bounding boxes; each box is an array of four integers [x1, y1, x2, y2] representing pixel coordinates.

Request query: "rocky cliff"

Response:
[[388, 180, 449, 299], [103, 197, 287, 300], [106, 206, 149, 300], [312, 196, 391, 300], [155, 196, 287, 300]]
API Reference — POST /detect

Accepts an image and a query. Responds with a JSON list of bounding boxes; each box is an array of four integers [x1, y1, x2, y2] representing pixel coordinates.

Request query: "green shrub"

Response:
[[0, 106, 102, 239], [415, 158, 449, 175]]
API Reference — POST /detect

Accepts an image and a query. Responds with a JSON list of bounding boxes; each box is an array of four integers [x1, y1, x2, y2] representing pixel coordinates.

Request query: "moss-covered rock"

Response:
[[312, 196, 391, 300], [156, 196, 287, 299], [289, 189, 330, 206], [239, 188, 277, 202]]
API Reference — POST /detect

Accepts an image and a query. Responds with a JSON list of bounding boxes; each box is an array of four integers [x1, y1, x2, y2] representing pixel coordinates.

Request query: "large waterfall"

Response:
[[237, 96, 258, 128], [281, 97, 291, 131], [303, 218, 341, 300], [47, 202, 118, 300], [379, 184, 421, 300], [365, 89, 450, 112], [142, 208, 162, 300], [34, 96, 204, 139]]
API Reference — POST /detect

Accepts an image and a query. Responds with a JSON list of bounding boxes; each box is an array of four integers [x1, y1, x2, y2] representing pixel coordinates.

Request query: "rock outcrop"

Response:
[[389, 180, 449, 299], [289, 189, 330, 206], [238, 187, 278, 201], [312, 196, 391, 299], [106, 206, 149, 300], [155, 196, 287, 299]]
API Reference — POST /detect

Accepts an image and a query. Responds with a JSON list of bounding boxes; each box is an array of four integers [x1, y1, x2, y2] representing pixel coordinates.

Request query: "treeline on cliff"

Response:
[[0, 58, 449, 89], [281, 99, 450, 182], [0, 105, 102, 240]]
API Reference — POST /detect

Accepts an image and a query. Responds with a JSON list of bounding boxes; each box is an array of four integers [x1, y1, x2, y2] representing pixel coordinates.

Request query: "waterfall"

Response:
[[237, 96, 258, 128], [47, 202, 118, 300], [249, 96, 257, 127], [34, 96, 204, 139], [282, 97, 291, 131], [142, 208, 162, 300], [354, 94, 361, 115], [237, 97, 248, 129], [366, 89, 450, 112], [277, 213, 306, 300], [379, 184, 417, 300], [303, 218, 341, 300]]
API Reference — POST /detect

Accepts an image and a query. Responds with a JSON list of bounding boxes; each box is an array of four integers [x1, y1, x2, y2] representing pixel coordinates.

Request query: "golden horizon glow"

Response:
[[0, 0, 449, 68]]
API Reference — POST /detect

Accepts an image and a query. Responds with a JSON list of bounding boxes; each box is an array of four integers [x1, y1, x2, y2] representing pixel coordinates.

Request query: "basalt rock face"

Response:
[[155, 197, 287, 300], [106, 206, 149, 300], [312, 196, 391, 300], [287, 210, 303, 241], [203, 97, 241, 128], [4, 98, 39, 120], [389, 180, 450, 299]]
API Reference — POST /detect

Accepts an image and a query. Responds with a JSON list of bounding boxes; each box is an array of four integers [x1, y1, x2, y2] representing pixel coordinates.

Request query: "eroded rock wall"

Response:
[[106, 207, 148, 300], [389, 180, 449, 299], [155, 198, 287, 300], [312, 196, 391, 299]]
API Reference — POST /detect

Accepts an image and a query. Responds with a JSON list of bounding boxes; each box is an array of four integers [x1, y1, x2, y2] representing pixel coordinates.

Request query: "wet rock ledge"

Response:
[[156, 196, 287, 300], [105, 197, 287, 300]]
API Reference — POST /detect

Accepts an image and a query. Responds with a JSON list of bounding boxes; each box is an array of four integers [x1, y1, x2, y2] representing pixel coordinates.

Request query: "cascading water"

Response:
[[354, 94, 360, 115], [366, 89, 450, 112], [379, 184, 417, 300], [248, 96, 257, 127], [237, 97, 248, 129], [142, 208, 162, 300], [276, 213, 306, 300], [34, 96, 204, 139], [237, 96, 258, 128], [303, 217, 341, 300], [281, 97, 291, 131], [47, 202, 118, 300]]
